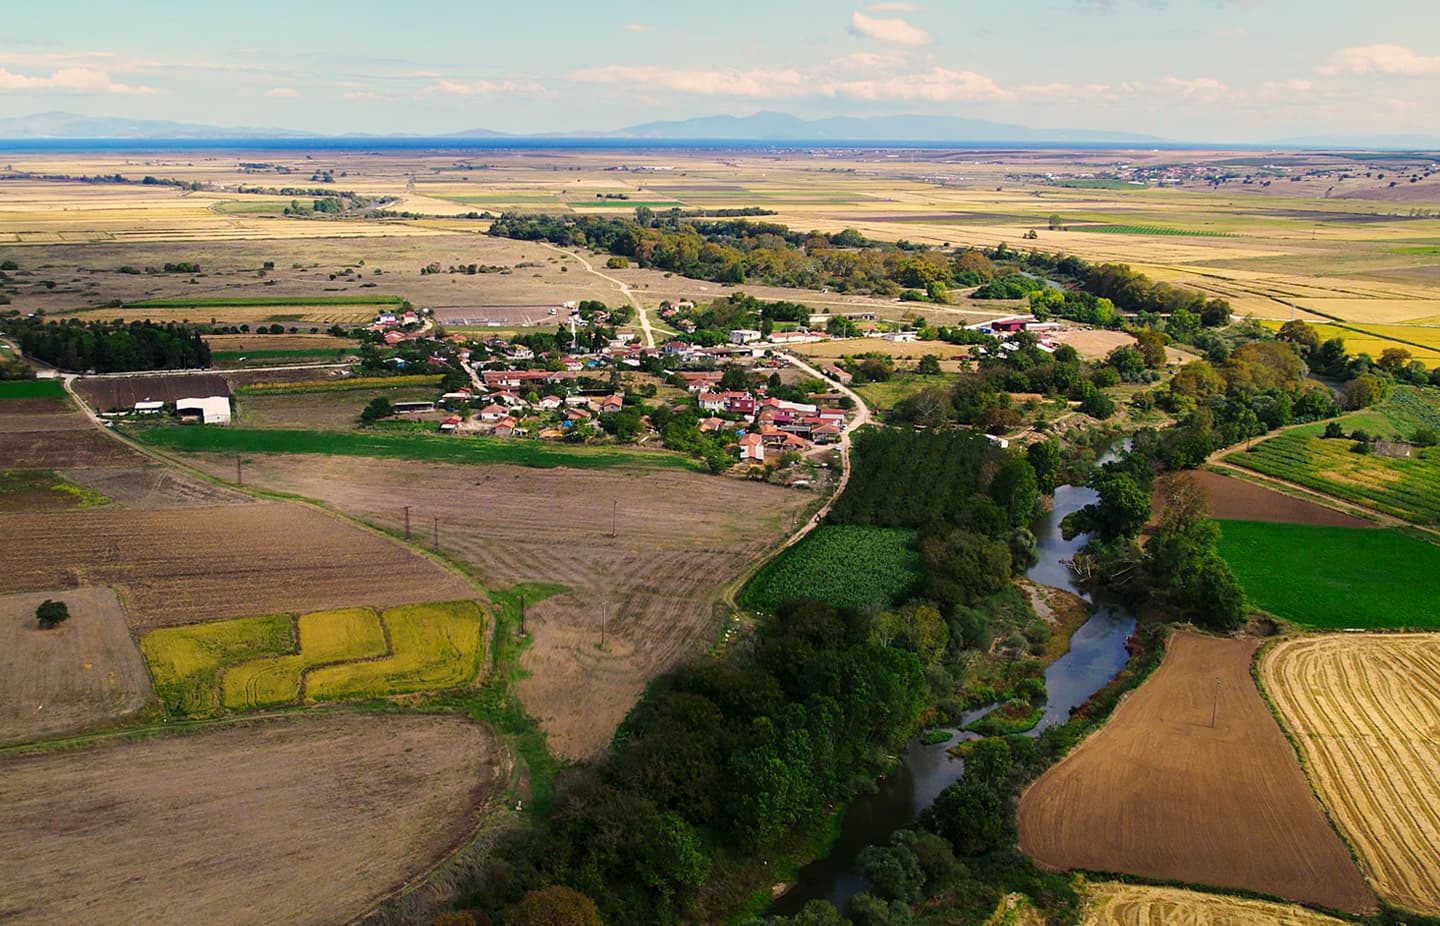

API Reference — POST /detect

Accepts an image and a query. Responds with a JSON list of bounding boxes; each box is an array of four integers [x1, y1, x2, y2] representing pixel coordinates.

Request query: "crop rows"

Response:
[[1231, 431, 1440, 524], [740, 524, 920, 613], [1082, 224, 1234, 237], [1263, 635, 1440, 914]]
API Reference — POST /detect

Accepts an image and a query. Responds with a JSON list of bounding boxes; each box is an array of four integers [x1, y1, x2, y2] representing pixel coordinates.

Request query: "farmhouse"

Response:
[[439, 415, 461, 433], [729, 329, 762, 345], [739, 432, 765, 463], [821, 364, 853, 385], [176, 396, 231, 425], [133, 400, 164, 414]]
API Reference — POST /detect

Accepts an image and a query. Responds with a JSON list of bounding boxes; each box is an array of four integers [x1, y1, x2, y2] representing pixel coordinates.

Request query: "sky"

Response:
[[1, 0, 1439, 140]]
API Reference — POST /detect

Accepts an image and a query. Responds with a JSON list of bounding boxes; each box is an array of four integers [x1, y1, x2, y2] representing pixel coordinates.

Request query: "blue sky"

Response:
[[1, 1, 1438, 139]]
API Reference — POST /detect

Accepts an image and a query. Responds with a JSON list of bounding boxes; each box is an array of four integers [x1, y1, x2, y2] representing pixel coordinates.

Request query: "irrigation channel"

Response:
[[771, 464, 1138, 914]]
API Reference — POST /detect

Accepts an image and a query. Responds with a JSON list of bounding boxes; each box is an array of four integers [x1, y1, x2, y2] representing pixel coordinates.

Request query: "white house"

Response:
[[729, 329, 762, 345], [739, 432, 765, 463]]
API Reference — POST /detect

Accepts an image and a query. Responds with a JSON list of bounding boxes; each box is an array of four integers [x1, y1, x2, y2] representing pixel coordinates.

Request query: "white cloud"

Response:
[[419, 78, 544, 96], [264, 87, 298, 98], [839, 67, 1008, 102], [623, 23, 652, 33], [0, 65, 158, 94], [868, 2, 925, 10], [1159, 75, 1231, 100], [1262, 78, 1312, 92], [1319, 44, 1440, 76], [848, 11, 930, 46], [344, 90, 390, 103]]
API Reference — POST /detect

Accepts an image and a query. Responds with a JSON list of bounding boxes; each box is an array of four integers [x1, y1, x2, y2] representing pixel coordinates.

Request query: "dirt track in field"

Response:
[[1082, 882, 1351, 926], [0, 587, 153, 744], [0, 503, 476, 629], [1262, 634, 1440, 915], [1155, 470, 1378, 528], [1018, 632, 1374, 913], [179, 453, 813, 758], [0, 713, 505, 926]]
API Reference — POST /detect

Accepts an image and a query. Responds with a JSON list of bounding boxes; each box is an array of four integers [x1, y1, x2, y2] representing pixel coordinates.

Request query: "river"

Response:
[[771, 475, 1137, 914]]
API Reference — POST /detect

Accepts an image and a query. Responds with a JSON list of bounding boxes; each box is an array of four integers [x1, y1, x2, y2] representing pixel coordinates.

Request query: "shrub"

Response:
[[36, 599, 70, 629]]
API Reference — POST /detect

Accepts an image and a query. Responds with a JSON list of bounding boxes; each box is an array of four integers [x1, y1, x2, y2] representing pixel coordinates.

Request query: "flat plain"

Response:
[[0, 713, 506, 926], [0, 587, 153, 744], [1262, 634, 1440, 915], [173, 452, 812, 758], [0, 503, 477, 629], [1018, 632, 1373, 913]]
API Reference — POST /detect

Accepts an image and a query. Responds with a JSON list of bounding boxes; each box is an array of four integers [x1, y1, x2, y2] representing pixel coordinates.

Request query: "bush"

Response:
[[36, 599, 70, 629]]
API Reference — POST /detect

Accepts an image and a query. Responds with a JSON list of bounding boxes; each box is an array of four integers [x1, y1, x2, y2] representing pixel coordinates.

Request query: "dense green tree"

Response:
[[36, 599, 69, 629]]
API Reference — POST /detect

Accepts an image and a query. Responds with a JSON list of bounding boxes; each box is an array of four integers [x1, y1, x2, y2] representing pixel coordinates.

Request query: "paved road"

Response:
[[538, 242, 656, 349]]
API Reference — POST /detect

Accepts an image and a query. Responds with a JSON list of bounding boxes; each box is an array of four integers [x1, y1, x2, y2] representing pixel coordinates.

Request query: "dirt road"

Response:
[[539, 242, 655, 348], [778, 351, 872, 548]]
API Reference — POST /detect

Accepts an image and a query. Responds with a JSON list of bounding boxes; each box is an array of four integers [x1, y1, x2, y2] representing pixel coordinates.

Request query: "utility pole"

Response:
[[402, 505, 412, 540], [518, 594, 526, 637], [600, 600, 607, 648], [1211, 677, 1222, 728], [432, 515, 439, 549], [611, 499, 618, 538], [235, 454, 242, 486]]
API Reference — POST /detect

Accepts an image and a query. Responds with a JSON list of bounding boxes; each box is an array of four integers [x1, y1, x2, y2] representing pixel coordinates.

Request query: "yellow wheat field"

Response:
[[1261, 634, 1440, 915], [1082, 882, 1350, 926]]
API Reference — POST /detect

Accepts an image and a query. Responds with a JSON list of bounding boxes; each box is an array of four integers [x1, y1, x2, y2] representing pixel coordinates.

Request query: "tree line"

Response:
[[3, 315, 210, 373]]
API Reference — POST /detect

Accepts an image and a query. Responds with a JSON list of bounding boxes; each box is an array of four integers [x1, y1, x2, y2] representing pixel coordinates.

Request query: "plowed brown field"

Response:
[[0, 503, 476, 628], [1262, 634, 1440, 915], [0, 398, 144, 468], [1153, 470, 1377, 529], [177, 453, 813, 758], [0, 587, 153, 744], [1082, 882, 1351, 926], [1018, 632, 1374, 913], [0, 713, 505, 926]]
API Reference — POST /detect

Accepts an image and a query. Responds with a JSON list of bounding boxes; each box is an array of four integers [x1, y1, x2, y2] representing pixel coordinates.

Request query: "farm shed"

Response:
[[176, 396, 232, 425], [133, 400, 165, 414]]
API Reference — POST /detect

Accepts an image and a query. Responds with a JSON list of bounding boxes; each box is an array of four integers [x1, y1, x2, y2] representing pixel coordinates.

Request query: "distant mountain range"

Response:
[[2, 110, 1437, 149]]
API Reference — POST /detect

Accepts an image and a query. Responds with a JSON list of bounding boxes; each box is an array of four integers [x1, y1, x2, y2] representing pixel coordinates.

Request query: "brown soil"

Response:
[[0, 503, 477, 629], [1262, 635, 1440, 915], [1018, 632, 1374, 914], [0, 713, 505, 926], [0, 400, 145, 468], [0, 587, 153, 744], [74, 373, 231, 411], [56, 465, 256, 508], [179, 453, 812, 758], [1154, 470, 1379, 528]]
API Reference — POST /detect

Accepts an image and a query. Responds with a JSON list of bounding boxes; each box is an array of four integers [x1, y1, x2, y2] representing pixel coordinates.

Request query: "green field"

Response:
[[142, 613, 295, 715], [141, 601, 485, 715], [1230, 388, 1440, 525], [741, 524, 921, 612], [0, 380, 65, 399], [135, 426, 703, 471], [235, 374, 443, 394], [1217, 520, 1440, 629], [212, 348, 354, 362], [306, 601, 486, 700], [1081, 224, 1234, 238]]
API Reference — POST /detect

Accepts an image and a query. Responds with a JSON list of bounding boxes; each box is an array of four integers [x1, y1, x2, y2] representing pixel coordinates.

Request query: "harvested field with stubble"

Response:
[[0, 712, 506, 926], [175, 452, 814, 758], [1081, 882, 1351, 926], [0, 396, 146, 469], [0, 587, 153, 745], [0, 503, 476, 629], [1018, 632, 1374, 913], [1262, 635, 1440, 915]]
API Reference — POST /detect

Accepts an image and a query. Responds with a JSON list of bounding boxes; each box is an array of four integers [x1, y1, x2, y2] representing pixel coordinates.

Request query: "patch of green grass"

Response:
[[134, 425, 703, 471], [212, 201, 289, 215], [0, 469, 109, 511], [123, 295, 405, 308], [1217, 520, 1440, 629], [0, 380, 65, 399], [740, 524, 921, 612], [1387, 245, 1440, 256], [854, 372, 959, 414]]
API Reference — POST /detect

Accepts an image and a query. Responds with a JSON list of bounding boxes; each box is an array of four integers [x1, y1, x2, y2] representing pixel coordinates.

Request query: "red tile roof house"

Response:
[[821, 364, 853, 385], [538, 395, 565, 410], [698, 416, 729, 434], [494, 416, 518, 437], [739, 432, 766, 463], [439, 415, 462, 433], [601, 394, 625, 412], [479, 404, 509, 422]]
